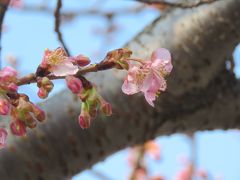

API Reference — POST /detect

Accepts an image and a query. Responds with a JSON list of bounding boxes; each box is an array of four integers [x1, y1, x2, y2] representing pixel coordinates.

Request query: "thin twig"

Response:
[[134, 0, 220, 9], [21, 4, 145, 20], [0, 0, 10, 69], [54, 0, 70, 56], [229, 54, 235, 74]]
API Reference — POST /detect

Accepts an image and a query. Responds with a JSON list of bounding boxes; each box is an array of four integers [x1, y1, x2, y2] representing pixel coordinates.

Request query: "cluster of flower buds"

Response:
[[66, 76, 112, 129], [37, 77, 54, 99], [0, 66, 45, 148]]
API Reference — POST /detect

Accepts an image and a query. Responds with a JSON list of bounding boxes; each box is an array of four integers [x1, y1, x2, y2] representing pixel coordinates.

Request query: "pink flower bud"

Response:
[[0, 128, 7, 149], [38, 88, 48, 99], [10, 119, 26, 136], [0, 98, 10, 115], [78, 112, 91, 129], [70, 55, 90, 67], [101, 101, 112, 116], [65, 76, 83, 94], [23, 113, 37, 129]]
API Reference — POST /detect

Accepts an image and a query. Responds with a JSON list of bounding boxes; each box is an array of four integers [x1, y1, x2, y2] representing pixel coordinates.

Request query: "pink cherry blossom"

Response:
[[0, 98, 10, 115], [122, 48, 172, 107], [0, 128, 7, 149], [41, 48, 78, 76]]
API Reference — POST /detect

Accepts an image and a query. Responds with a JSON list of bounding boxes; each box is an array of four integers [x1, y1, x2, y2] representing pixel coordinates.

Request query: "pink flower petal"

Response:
[[151, 48, 173, 75], [51, 61, 78, 76], [122, 79, 140, 95], [141, 73, 166, 106]]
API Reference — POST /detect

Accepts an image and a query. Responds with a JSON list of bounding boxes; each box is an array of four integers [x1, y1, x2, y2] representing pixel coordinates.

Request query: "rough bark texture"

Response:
[[0, 0, 240, 179]]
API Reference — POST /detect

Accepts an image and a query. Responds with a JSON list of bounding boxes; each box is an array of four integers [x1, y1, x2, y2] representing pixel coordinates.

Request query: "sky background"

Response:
[[2, 0, 240, 179]]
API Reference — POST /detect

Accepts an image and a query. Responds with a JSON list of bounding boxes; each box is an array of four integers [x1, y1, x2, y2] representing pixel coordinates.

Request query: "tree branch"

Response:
[[54, 0, 70, 56], [135, 0, 220, 9], [0, 0, 240, 179], [0, 0, 10, 68]]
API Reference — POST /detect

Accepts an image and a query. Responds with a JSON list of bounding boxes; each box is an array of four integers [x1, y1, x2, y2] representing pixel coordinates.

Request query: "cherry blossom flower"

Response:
[[40, 48, 78, 76], [122, 48, 172, 107], [0, 128, 7, 149]]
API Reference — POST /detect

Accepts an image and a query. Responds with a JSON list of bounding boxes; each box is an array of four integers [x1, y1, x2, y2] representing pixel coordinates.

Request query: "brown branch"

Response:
[[54, 0, 70, 56], [135, 0, 220, 9], [16, 60, 117, 86], [0, 0, 10, 68], [21, 3, 145, 20]]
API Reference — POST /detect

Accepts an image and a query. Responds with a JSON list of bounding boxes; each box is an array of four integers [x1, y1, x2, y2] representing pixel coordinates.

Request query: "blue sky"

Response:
[[2, 0, 240, 179]]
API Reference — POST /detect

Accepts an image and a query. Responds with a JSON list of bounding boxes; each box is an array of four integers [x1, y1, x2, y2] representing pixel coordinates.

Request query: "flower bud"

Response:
[[37, 77, 53, 99], [78, 113, 91, 129], [23, 113, 37, 129], [32, 105, 45, 122], [70, 55, 90, 67], [78, 103, 91, 129], [0, 98, 10, 115], [65, 76, 83, 94], [10, 119, 26, 136], [37, 88, 48, 99], [0, 128, 7, 148], [101, 101, 112, 116]]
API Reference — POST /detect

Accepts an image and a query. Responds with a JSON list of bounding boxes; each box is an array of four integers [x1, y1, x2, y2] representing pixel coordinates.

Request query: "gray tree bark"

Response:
[[0, 0, 240, 179]]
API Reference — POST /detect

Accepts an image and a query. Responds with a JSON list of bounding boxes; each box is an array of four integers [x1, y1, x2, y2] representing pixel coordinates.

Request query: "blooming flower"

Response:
[[122, 48, 172, 107], [40, 48, 78, 76], [0, 128, 7, 149]]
